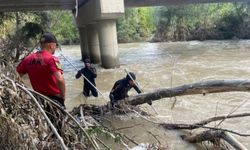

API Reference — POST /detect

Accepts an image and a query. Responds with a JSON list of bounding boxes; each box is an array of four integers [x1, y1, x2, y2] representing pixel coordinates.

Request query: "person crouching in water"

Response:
[[75, 58, 98, 97], [109, 72, 142, 107]]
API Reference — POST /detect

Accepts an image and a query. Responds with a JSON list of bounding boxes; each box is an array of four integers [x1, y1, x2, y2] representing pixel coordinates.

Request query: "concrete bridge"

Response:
[[1, 0, 250, 68]]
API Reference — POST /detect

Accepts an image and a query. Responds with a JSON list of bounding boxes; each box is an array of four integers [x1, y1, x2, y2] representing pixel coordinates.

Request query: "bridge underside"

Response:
[[125, 0, 250, 7], [0, 0, 78, 12], [0, 0, 250, 12]]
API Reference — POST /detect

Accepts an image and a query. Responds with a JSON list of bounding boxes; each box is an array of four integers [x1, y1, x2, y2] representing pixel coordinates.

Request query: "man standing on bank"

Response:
[[16, 32, 66, 107], [109, 72, 142, 107], [75, 58, 98, 97]]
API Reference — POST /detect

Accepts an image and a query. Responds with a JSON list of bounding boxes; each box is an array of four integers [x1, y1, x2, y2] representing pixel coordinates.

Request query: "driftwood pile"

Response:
[[71, 79, 250, 149], [0, 63, 164, 150], [126, 79, 250, 149], [0, 36, 166, 150], [0, 65, 92, 149], [0, 63, 131, 150]]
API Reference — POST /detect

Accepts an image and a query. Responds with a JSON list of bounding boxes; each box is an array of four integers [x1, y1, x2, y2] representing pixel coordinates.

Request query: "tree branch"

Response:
[[128, 79, 250, 105]]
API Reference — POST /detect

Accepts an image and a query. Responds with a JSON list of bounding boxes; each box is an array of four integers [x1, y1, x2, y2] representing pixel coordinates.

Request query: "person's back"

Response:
[[110, 78, 132, 101], [109, 72, 141, 106], [16, 33, 65, 106], [16, 32, 66, 135], [17, 50, 62, 96]]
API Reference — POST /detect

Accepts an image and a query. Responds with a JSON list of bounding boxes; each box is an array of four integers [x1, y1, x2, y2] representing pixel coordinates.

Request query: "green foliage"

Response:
[[21, 22, 43, 39], [117, 7, 155, 43], [153, 3, 250, 41], [0, 11, 78, 46], [48, 11, 79, 44], [1, 3, 250, 45]]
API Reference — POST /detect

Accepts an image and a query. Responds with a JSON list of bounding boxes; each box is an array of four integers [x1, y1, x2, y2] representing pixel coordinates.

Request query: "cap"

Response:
[[126, 72, 136, 81], [84, 58, 91, 63], [40, 33, 57, 44]]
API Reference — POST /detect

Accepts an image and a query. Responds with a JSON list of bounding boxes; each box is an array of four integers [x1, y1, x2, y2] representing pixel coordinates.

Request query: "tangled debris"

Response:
[[0, 61, 164, 150], [0, 64, 96, 149]]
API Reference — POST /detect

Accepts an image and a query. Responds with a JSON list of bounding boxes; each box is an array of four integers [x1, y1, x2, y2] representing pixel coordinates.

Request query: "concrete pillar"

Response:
[[98, 19, 119, 68], [87, 24, 101, 64], [78, 27, 89, 61], [248, 2, 250, 13]]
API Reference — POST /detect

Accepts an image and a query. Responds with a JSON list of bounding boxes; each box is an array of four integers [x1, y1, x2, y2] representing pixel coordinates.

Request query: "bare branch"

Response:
[[128, 79, 250, 105]]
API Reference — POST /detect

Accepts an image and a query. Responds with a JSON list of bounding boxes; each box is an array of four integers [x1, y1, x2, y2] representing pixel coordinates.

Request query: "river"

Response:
[[59, 40, 250, 149]]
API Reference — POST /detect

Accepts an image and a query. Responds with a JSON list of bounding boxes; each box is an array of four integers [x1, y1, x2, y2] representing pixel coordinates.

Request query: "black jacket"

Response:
[[110, 78, 141, 101], [75, 66, 97, 86]]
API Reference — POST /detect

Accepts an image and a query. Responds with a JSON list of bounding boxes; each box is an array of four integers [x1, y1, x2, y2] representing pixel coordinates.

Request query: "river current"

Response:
[[59, 40, 250, 149]]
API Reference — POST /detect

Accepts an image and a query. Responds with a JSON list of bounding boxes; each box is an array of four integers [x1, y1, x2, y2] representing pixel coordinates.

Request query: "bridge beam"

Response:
[[248, 2, 250, 12]]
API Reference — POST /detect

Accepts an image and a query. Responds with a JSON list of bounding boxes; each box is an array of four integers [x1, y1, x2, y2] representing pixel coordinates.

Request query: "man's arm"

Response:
[[54, 71, 66, 99], [75, 70, 82, 79], [16, 59, 27, 77]]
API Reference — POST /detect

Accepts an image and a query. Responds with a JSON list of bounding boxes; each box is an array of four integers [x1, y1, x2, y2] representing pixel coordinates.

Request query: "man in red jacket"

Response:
[[16, 33, 66, 135], [16, 33, 66, 107]]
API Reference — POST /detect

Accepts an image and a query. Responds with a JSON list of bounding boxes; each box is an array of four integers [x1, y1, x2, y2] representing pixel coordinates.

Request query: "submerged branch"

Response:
[[160, 112, 250, 131]]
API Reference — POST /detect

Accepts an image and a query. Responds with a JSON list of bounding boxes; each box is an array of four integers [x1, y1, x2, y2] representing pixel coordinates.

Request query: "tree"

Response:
[[117, 8, 155, 43]]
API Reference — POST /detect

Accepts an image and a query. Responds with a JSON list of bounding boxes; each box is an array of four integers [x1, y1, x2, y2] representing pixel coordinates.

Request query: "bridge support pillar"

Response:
[[248, 2, 250, 13], [98, 19, 119, 68], [75, 0, 124, 68], [87, 24, 101, 64], [79, 27, 89, 61]]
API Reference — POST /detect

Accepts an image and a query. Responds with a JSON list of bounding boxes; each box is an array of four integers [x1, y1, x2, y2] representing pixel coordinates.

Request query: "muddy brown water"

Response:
[[57, 40, 250, 149]]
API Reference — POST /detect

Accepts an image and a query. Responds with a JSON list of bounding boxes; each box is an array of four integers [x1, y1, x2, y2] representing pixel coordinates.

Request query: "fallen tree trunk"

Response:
[[222, 132, 248, 150], [181, 130, 248, 150], [128, 79, 250, 106], [181, 130, 222, 143]]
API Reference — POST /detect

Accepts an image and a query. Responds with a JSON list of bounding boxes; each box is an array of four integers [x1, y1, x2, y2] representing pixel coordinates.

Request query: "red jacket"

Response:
[[17, 50, 63, 96]]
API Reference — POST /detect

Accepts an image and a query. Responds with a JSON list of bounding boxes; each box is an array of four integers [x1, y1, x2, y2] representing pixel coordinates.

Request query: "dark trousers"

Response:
[[109, 94, 118, 107], [83, 84, 98, 97], [45, 95, 65, 136], [48, 95, 65, 107]]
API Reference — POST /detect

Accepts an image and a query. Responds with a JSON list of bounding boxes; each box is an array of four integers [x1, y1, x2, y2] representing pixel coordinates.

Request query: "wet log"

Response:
[[128, 79, 250, 106], [181, 131, 247, 150], [222, 132, 248, 150], [181, 130, 222, 143]]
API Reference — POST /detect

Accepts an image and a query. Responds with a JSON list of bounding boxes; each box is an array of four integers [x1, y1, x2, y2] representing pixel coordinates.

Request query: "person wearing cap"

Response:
[[109, 72, 142, 107], [16, 33, 66, 106], [75, 58, 98, 97], [16, 33, 66, 135]]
